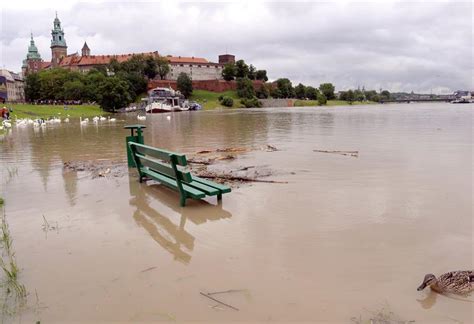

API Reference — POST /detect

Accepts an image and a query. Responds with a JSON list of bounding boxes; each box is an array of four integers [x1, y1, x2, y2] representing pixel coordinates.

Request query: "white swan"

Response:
[[137, 115, 146, 121]]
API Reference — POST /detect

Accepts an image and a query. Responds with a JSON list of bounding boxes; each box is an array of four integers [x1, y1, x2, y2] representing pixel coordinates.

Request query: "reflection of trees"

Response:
[[128, 176, 232, 264], [146, 111, 270, 152], [27, 123, 127, 189], [62, 170, 78, 206]]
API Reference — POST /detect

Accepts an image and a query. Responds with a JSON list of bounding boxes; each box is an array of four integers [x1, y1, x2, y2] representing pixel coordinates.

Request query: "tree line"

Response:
[[25, 54, 171, 111]]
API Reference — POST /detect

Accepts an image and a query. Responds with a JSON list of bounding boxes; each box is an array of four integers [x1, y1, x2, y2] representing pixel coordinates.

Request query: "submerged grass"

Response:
[[0, 198, 27, 320], [8, 104, 104, 119]]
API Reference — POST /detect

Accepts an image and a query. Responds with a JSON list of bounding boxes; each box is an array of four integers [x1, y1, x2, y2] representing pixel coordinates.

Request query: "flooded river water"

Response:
[[0, 103, 472, 323]]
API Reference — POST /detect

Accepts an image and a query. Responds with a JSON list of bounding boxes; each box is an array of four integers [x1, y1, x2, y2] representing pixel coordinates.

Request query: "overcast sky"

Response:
[[1, 0, 472, 93]]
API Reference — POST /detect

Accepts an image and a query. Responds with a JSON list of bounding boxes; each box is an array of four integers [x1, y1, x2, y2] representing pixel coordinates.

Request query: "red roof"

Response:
[[167, 56, 208, 64], [55, 51, 214, 68]]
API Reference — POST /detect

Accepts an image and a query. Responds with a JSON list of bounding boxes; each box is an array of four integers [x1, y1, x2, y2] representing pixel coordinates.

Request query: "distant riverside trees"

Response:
[[221, 59, 268, 82], [24, 54, 171, 111], [319, 83, 336, 100], [338, 88, 390, 103]]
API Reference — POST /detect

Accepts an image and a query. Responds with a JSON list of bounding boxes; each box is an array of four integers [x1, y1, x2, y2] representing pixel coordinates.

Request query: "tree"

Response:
[[305, 86, 319, 100], [295, 83, 306, 99], [255, 70, 268, 81], [235, 60, 249, 78], [219, 96, 233, 107], [144, 56, 158, 79], [248, 64, 256, 80], [346, 90, 355, 104], [354, 89, 365, 101], [97, 77, 132, 112], [84, 70, 106, 102], [236, 77, 255, 99], [25, 73, 41, 101], [155, 56, 170, 80], [63, 80, 85, 100], [270, 87, 282, 98], [317, 93, 327, 105], [276, 78, 294, 98], [319, 83, 336, 100], [240, 97, 262, 108], [380, 90, 391, 101], [364, 90, 378, 102], [256, 83, 270, 99], [222, 63, 236, 81], [108, 58, 121, 73], [177, 72, 193, 98]]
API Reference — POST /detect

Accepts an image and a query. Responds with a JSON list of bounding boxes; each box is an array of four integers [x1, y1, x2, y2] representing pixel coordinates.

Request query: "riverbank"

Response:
[[294, 99, 377, 106], [6, 104, 104, 119], [190, 90, 240, 109], [190, 90, 377, 109]]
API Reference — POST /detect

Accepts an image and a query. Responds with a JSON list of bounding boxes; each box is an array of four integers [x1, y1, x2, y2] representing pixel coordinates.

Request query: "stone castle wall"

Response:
[[167, 64, 223, 81]]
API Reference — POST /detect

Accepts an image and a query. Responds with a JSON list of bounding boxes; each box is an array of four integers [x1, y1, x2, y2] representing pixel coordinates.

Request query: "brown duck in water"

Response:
[[417, 270, 474, 295]]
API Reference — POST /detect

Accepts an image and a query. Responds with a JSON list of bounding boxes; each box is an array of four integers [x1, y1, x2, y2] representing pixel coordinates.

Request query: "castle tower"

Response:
[[50, 12, 67, 67], [81, 42, 90, 56], [22, 33, 43, 75]]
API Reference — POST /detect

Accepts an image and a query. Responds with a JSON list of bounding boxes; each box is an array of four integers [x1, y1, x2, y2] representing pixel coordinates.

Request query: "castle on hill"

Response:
[[22, 14, 235, 81]]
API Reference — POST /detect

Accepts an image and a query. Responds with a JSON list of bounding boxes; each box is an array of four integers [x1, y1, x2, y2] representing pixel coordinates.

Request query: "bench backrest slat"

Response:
[[130, 142, 187, 166], [136, 153, 192, 183]]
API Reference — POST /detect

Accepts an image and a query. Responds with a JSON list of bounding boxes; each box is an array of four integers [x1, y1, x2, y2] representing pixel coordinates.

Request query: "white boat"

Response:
[[144, 87, 190, 113]]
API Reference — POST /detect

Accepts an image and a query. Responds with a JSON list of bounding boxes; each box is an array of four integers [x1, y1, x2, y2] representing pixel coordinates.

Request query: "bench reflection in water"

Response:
[[128, 175, 232, 264]]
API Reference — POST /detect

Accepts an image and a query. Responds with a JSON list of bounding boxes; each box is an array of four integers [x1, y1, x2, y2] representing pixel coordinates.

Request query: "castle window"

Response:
[[189, 64, 193, 67], [207, 65, 210, 68], [59, 36, 62, 41], [180, 64, 184, 67]]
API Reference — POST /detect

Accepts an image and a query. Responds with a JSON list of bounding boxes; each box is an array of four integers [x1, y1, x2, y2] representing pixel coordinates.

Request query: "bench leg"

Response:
[[217, 193, 222, 201], [180, 196, 186, 207]]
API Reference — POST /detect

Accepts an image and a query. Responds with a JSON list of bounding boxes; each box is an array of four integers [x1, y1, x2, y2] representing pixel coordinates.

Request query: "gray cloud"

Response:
[[1, 1, 472, 93]]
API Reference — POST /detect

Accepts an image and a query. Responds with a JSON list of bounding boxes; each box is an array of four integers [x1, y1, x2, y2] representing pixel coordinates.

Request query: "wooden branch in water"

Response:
[[200, 292, 239, 311], [313, 149, 359, 157], [197, 174, 288, 184], [208, 289, 247, 296]]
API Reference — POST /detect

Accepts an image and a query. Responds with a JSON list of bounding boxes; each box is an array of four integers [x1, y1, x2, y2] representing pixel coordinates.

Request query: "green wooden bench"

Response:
[[128, 142, 231, 207]]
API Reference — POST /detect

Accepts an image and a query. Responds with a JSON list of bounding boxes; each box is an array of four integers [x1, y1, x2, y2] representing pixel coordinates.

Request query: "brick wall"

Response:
[[148, 79, 264, 92]]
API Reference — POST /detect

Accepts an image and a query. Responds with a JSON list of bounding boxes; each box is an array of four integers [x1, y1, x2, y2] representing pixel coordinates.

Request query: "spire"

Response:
[[26, 34, 41, 60], [51, 13, 67, 48], [81, 41, 90, 56]]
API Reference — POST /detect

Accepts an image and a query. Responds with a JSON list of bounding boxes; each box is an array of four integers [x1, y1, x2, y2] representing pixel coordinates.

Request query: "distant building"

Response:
[[22, 14, 232, 81], [0, 69, 25, 102]]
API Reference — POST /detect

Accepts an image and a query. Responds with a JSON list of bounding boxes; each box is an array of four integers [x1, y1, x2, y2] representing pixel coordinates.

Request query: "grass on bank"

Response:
[[294, 99, 377, 107], [7, 104, 104, 119], [190, 90, 240, 110]]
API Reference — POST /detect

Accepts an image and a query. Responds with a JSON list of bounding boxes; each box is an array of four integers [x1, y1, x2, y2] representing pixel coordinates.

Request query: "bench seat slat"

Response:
[[186, 181, 220, 196], [191, 176, 232, 193], [130, 142, 187, 166], [136, 153, 192, 182], [141, 167, 205, 199]]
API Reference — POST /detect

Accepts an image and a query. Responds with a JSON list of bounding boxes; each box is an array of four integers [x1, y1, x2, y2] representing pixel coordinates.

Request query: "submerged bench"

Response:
[[128, 142, 231, 207]]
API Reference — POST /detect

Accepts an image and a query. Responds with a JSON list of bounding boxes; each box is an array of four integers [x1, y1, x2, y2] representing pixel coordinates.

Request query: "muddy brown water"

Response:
[[0, 103, 472, 322]]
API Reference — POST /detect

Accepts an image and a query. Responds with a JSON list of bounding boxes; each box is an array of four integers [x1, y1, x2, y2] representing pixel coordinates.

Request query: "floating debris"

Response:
[[200, 292, 239, 311], [314, 149, 359, 157]]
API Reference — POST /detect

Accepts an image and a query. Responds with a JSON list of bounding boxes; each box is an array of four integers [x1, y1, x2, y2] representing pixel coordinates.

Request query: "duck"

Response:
[[99, 116, 106, 121], [108, 116, 116, 122], [417, 270, 474, 295], [80, 117, 88, 125], [137, 115, 146, 121]]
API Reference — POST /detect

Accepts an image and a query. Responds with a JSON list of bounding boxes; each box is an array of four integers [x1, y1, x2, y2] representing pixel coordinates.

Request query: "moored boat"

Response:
[[144, 87, 190, 113]]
